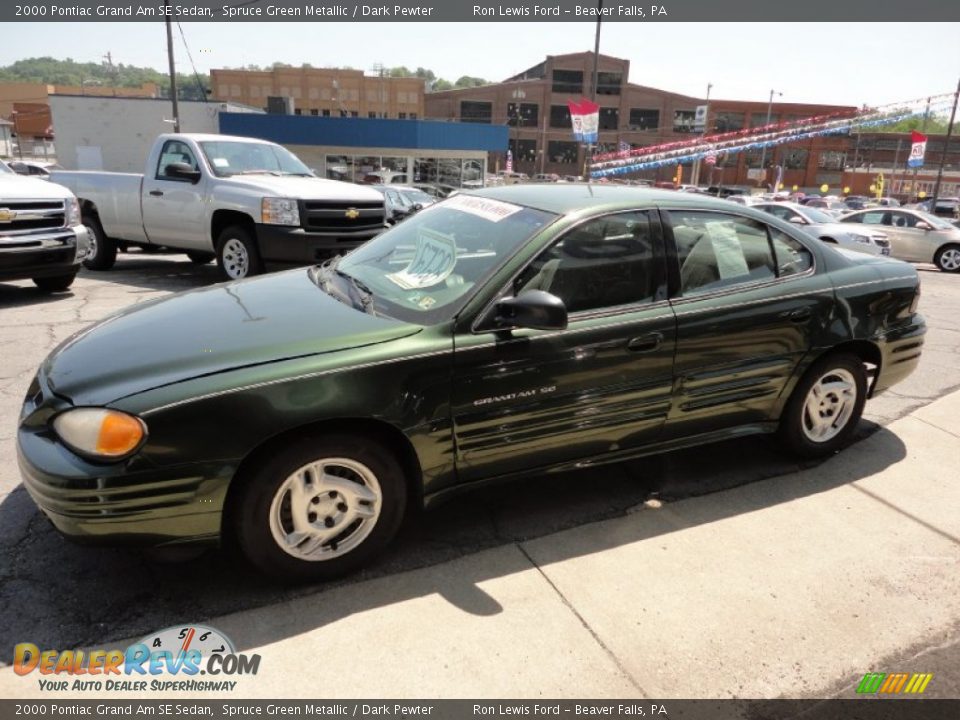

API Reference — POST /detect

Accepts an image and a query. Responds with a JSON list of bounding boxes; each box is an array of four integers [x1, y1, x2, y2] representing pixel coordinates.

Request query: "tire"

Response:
[[215, 225, 263, 281], [231, 434, 408, 582], [778, 352, 867, 459], [186, 251, 215, 265], [32, 273, 77, 292], [933, 244, 960, 273], [81, 213, 117, 271]]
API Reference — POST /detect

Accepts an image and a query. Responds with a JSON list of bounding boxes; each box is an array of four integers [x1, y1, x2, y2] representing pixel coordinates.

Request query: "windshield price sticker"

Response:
[[444, 194, 523, 223], [212, 158, 230, 168], [386, 229, 458, 289]]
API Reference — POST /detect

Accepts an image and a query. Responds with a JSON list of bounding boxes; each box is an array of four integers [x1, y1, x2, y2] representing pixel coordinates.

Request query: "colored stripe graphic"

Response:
[[857, 673, 886, 694], [857, 672, 933, 694], [904, 674, 933, 694]]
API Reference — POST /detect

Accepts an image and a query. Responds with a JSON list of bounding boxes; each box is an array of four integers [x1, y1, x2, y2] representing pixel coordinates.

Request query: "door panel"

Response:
[[452, 310, 676, 483], [141, 139, 208, 250]]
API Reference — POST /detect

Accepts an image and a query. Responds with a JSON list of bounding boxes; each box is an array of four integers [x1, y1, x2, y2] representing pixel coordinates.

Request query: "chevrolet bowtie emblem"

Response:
[[344, 208, 360, 220], [0, 208, 15, 223]]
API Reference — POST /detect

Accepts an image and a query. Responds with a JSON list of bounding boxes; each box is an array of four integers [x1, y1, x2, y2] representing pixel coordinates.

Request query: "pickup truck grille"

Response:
[[0, 200, 66, 235], [301, 200, 385, 234]]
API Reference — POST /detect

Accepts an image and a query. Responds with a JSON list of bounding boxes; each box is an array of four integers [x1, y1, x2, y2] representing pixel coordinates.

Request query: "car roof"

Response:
[[465, 184, 738, 215]]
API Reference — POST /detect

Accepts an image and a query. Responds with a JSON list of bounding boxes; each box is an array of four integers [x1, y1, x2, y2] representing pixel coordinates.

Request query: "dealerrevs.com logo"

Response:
[[14, 625, 260, 693]]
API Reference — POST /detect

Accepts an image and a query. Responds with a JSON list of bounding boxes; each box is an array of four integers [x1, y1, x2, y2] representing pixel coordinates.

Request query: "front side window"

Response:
[[156, 140, 198, 180], [670, 211, 781, 296], [338, 195, 556, 324], [514, 212, 658, 314]]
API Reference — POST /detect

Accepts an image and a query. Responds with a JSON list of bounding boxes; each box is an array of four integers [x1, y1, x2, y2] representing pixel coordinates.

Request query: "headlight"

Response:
[[65, 197, 81, 227], [849, 233, 873, 245], [261, 197, 300, 226], [52, 408, 147, 461]]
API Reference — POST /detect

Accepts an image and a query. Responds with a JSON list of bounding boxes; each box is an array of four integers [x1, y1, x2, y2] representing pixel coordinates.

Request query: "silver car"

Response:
[[841, 208, 960, 272], [753, 202, 889, 256]]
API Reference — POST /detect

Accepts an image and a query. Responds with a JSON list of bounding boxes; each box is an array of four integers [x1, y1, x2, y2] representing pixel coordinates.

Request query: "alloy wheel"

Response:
[[801, 368, 858, 443]]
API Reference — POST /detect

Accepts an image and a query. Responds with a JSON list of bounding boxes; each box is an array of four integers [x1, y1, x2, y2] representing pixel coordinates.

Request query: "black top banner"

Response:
[[4, 0, 960, 22]]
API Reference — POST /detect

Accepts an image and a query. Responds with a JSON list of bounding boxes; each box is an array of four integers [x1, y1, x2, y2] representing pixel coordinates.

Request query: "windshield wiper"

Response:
[[335, 267, 376, 315], [312, 257, 376, 315]]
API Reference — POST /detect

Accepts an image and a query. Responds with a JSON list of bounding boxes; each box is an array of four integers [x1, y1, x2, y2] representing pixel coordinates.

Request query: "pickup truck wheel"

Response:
[[32, 273, 77, 293], [81, 214, 117, 271], [231, 434, 407, 582], [186, 251, 215, 265], [216, 226, 263, 280], [778, 353, 867, 459]]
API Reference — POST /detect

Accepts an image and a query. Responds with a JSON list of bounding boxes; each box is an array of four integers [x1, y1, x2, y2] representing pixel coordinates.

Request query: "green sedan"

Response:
[[17, 186, 926, 581]]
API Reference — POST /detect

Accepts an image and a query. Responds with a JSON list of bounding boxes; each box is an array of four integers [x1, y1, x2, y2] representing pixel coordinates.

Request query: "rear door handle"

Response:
[[787, 308, 812, 323], [627, 332, 664, 353], [148, 190, 164, 197]]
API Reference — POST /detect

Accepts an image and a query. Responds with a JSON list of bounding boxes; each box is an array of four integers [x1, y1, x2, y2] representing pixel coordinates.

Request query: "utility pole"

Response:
[[931, 77, 960, 206], [891, 138, 903, 200], [691, 82, 712, 186], [164, 4, 180, 132], [583, 0, 603, 181], [758, 89, 782, 189]]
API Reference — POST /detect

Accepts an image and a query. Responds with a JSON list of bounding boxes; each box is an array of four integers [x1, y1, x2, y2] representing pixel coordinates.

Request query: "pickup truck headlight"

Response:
[[52, 408, 147, 461], [261, 197, 300, 226], [65, 197, 81, 227]]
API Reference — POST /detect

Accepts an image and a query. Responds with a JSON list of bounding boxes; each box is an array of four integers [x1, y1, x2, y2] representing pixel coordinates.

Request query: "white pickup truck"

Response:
[[51, 133, 387, 280], [0, 158, 89, 292]]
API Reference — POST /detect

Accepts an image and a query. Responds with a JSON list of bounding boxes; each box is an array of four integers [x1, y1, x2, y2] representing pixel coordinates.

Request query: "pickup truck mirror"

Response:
[[164, 162, 202, 183], [915, 221, 932, 231], [494, 290, 568, 331]]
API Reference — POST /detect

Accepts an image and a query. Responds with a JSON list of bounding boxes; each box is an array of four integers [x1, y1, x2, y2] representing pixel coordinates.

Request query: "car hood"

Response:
[[227, 175, 384, 202], [42, 269, 421, 406], [0, 173, 75, 200]]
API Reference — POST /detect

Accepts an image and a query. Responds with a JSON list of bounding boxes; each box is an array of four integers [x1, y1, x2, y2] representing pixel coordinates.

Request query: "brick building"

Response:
[[210, 67, 425, 120]]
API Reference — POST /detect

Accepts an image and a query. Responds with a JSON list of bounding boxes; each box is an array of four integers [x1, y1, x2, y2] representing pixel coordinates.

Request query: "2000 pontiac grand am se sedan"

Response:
[[17, 186, 925, 581]]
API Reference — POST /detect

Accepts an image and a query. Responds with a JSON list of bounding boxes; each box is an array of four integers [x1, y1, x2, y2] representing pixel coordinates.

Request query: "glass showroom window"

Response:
[[509, 140, 538, 163], [629, 108, 659, 131], [673, 110, 696, 133], [547, 141, 579, 165], [550, 104, 572, 129], [461, 101, 493, 123], [414, 158, 438, 183], [326, 155, 354, 182], [600, 108, 619, 131]]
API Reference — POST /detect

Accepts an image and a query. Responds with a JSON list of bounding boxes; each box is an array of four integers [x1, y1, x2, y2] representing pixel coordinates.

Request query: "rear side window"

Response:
[[769, 227, 813, 277]]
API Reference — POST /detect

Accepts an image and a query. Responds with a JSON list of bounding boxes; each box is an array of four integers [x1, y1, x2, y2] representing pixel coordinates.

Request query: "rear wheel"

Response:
[[231, 434, 408, 582], [934, 244, 960, 273], [81, 214, 116, 270], [216, 225, 262, 281], [32, 273, 77, 292], [778, 353, 867, 458]]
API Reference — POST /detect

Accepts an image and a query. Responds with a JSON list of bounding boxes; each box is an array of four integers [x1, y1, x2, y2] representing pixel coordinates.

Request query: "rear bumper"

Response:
[[872, 313, 926, 396], [0, 226, 87, 281], [256, 223, 384, 263]]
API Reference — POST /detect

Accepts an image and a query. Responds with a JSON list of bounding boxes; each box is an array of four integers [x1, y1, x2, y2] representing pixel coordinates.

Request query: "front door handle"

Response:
[[627, 332, 663, 353], [787, 308, 812, 323], [148, 190, 164, 197]]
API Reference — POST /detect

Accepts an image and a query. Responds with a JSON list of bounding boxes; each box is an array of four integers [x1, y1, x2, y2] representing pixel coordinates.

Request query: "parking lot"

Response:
[[1, 251, 959, 696]]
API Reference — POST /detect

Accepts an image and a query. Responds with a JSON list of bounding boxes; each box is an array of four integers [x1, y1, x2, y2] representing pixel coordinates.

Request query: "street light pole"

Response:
[[164, 3, 180, 132], [758, 88, 781, 188], [511, 87, 526, 173], [931, 77, 960, 206], [692, 82, 712, 186]]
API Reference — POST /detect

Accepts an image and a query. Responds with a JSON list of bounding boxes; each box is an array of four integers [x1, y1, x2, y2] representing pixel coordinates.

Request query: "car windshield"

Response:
[[199, 141, 313, 178], [915, 210, 955, 229], [336, 195, 557, 324], [0, 159, 12, 174], [399, 189, 434, 204], [802, 207, 836, 224]]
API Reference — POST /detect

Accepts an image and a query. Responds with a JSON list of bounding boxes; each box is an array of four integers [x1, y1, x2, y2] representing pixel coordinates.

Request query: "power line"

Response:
[[176, 21, 208, 103]]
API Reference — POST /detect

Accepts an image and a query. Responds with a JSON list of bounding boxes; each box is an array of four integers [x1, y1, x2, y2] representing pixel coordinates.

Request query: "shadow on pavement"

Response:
[[0, 421, 904, 655]]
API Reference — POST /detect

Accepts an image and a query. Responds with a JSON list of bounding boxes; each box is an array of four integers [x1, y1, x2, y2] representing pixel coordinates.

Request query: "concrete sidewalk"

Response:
[[5, 391, 960, 700]]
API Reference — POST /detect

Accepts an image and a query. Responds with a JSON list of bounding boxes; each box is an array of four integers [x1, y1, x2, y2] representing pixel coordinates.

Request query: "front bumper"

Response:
[[0, 226, 87, 281], [256, 223, 383, 263]]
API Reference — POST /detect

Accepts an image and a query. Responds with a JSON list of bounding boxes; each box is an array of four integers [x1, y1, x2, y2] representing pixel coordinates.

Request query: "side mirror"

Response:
[[165, 162, 201, 183], [916, 221, 932, 231], [412, 203, 424, 211], [494, 290, 567, 331], [789, 216, 807, 225]]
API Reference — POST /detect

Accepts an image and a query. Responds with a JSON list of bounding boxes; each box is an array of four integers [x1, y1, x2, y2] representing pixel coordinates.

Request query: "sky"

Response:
[[2, 21, 959, 109]]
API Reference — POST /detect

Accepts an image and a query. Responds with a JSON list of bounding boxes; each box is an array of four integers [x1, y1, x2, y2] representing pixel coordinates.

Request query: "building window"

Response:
[[509, 139, 537, 163], [340, 110, 348, 118], [673, 110, 696, 133], [351, 111, 359, 118], [552, 70, 583, 94], [294, 109, 302, 116], [322, 109, 331, 117], [818, 151, 846, 170], [600, 107, 619, 131], [713, 112, 745, 132], [596, 72, 622, 96], [507, 102, 539, 128], [547, 141, 579, 165], [750, 112, 770, 128], [550, 104, 572, 129], [461, 100, 493, 123], [368, 111, 377, 118], [399, 112, 407, 119], [744, 149, 765, 169], [310, 109, 318, 116], [409, 113, 417, 119], [628, 109, 659, 131], [781, 148, 808, 170]]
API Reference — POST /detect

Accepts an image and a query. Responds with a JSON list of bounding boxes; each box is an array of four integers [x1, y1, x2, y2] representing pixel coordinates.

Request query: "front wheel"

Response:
[[778, 353, 867, 459], [934, 244, 960, 273], [216, 225, 263, 281], [231, 435, 408, 582], [33, 273, 77, 292]]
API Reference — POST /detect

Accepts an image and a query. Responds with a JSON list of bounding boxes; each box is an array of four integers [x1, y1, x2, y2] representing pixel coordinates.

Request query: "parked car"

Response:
[[913, 197, 960, 218], [7, 160, 63, 179], [18, 186, 926, 581], [50, 133, 386, 280], [752, 202, 889, 256], [841, 208, 960, 272], [873, 197, 901, 208], [0, 158, 89, 292], [843, 195, 873, 210], [803, 197, 849, 217], [393, 186, 437, 211], [532, 173, 560, 183], [372, 185, 416, 225]]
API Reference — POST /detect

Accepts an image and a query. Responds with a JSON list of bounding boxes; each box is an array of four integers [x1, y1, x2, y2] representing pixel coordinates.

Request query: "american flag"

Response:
[[704, 145, 717, 166], [618, 140, 630, 157], [506, 149, 513, 173]]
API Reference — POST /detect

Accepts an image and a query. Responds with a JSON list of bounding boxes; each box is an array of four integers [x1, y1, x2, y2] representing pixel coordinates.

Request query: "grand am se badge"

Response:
[[473, 386, 557, 406]]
